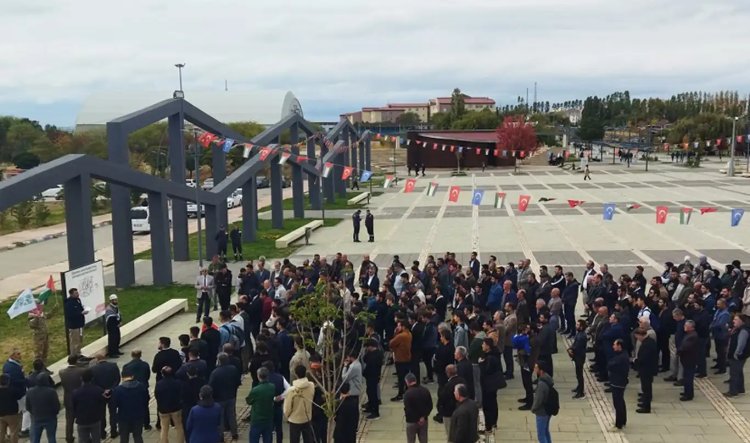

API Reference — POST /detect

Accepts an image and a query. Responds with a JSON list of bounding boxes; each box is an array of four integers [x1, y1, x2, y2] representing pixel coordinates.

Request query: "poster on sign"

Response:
[[62, 260, 106, 324]]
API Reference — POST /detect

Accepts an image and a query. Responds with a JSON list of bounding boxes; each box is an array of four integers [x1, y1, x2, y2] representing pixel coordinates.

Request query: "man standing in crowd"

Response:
[[194, 269, 214, 323], [105, 294, 122, 358], [230, 226, 243, 262], [390, 320, 412, 401], [122, 350, 152, 431], [530, 362, 554, 443], [283, 365, 315, 443], [365, 209, 375, 242], [608, 339, 629, 431], [448, 384, 479, 443], [64, 288, 87, 357], [352, 210, 362, 243], [26, 375, 59, 443], [634, 327, 658, 413], [678, 320, 699, 401], [91, 353, 120, 439], [362, 339, 384, 420], [112, 366, 149, 443], [209, 353, 240, 440], [28, 302, 49, 365], [59, 355, 86, 443], [152, 337, 182, 383], [215, 226, 229, 261], [727, 314, 750, 397], [154, 367, 184, 443], [215, 265, 233, 312], [72, 369, 106, 443], [403, 373, 433, 443]]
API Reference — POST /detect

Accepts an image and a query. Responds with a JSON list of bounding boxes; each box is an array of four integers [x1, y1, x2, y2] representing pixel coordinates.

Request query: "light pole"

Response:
[[191, 128, 204, 267], [175, 63, 185, 92], [729, 117, 738, 177]]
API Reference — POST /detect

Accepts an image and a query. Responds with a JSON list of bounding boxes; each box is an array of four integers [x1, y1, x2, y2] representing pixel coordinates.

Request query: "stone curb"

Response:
[[0, 220, 113, 252]]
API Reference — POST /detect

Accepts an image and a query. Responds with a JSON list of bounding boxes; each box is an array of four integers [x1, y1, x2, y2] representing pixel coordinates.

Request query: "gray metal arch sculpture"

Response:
[[0, 97, 360, 290], [320, 119, 371, 202]]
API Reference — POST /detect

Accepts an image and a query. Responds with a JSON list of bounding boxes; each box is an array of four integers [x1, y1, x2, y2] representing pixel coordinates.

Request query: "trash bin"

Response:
[[304, 227, 312, 245]]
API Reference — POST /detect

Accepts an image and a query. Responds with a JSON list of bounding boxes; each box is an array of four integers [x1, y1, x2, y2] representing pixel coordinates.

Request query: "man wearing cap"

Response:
[[352, 210, 362, 242], [365, 209, 375, 243], [215, 226, 229, 261], [106, 295, 122, 358]]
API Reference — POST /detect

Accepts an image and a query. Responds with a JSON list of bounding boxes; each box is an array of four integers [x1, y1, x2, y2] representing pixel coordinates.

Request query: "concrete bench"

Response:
[[275, 220, 324, 248], [347, 192, 370, 205], [48, 298, 189, 384]]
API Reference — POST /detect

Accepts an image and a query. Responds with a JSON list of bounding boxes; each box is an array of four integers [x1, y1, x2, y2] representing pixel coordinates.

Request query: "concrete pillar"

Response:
[[290, 124, 304, 219], [359, 140, 366, 172], [242, 177, 257, 242], [365, 138, 372, 171], [270, 150, 284, 229], [63, 173, 94, 270], [351, 140, 359, 179], [168, 113, 188, 261], [205, 204, 218, 259], [308, 137, 321, 210], [106, 122, 135, 287], [212, 148, 228, 228], [148, 191, 173, 285]]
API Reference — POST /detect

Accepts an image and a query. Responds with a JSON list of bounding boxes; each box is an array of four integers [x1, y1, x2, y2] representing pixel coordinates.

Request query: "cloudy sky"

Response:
[[2, 0, 749, 126]]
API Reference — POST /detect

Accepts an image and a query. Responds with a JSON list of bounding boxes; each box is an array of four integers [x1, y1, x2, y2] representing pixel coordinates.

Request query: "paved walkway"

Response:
[[18, 161, 750, 442]]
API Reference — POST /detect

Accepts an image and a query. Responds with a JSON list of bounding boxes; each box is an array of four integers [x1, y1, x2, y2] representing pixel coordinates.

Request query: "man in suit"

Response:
[[436, 364, 466, 435], [562, 272, 580, 337], [678, 320, 700, 401], [634, 327, 658, 413], [122, 350, 152, 430], [468, 252, 480, 280], [536, 312, 557, 377], [256, 261, 271, 286], [366, 266, 380, 294], [503, 302, 518, 379], [194, 268, 214, 322], [90, 353, 120, 438], [59, 355, 86, 443], [454, 347, 474, 400]]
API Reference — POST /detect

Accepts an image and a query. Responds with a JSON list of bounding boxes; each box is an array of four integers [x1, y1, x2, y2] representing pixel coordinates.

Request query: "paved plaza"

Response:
[[19, 161, 750, 442]]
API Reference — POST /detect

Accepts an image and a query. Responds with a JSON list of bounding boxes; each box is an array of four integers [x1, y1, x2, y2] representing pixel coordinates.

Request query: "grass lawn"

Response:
[[258, 190, 383, 212], [134, 217, 343, 261], [0, 201, 111, 236], [0, 284, 194, 369]]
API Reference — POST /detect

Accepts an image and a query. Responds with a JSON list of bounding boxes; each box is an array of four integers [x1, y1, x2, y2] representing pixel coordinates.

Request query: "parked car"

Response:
[[185, 179, 197, 187], [41, 185, 63, 199], [256, 177, 270, 188], [187, 202, 205, 217], [227, 190, 242, 209], [202, 178, 214, 190]]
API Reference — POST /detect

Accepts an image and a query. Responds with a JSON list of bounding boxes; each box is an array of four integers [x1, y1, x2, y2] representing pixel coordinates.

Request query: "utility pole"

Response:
[[730, 117, 737, 177], [526, 88, 529, 114], [174, 63, 185, 92], [533, 82, 537, 113]]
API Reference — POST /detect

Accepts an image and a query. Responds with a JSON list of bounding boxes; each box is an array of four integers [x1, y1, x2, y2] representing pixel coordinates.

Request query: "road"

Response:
[[0, 186, 304, 299]]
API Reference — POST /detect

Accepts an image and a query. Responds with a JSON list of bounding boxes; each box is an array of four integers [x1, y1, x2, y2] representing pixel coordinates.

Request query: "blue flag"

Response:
[[222, 138, 234, 153], [731, 208, 744, 227], [472, 189, 484, 206], [602, 203, 616, 221], [360, 170, 373, 182]]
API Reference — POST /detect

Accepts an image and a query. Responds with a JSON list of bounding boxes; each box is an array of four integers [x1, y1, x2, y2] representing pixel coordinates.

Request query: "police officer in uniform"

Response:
[[214, 265, 233, 312], [352, 210, 362, 242], [215, 226, 229, 261], [230, 226, 243, 262], [28, 301, 49, 364], [365, 210, 375, 243], [105, 294, 123, 358]]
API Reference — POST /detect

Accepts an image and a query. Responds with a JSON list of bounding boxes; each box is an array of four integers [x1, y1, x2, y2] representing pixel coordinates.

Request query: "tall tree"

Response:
[[450, 88, 466, 121], [395, 112, 421, 126], [578, 96, 605, 142]]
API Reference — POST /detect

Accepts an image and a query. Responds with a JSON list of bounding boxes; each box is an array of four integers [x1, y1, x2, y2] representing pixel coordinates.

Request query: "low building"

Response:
[[428, 96, 495, 115], [406, 130, 515, 169], [343, 95, 495, 125], [386, 102, 430, 123]]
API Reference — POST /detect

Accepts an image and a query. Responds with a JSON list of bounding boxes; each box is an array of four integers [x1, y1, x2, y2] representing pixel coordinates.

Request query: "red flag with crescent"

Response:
[[341, 166, 353, 181], [259, 147, 272, 161], [198, 132, 217, 148], [404, 178, 416, 193], [518, 195, 531, 212], [656, 206, 668, 224], [567, 199, 584, 208], [700, 207, 717, 215], [448, 186, 461, 202]]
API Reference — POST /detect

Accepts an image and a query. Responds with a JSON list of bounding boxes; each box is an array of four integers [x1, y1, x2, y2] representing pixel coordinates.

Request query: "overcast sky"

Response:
[[2, 0, 749, 126]]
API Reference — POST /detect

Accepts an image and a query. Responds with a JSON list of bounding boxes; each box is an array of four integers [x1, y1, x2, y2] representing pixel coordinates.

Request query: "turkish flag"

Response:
[[563, 150, 570, 159], [404, 178, 416, 193], [519, 150, 526, 158], [656, 206, 668, 224], [259, 147, 272, 161], [700, 207, 717, 215], [475, 148, 481, 155], [448, 186, 461, 202], [494, 149, 499, 156], [518, 194, 531, 212], [341, 166, 353, 181], [567, 199, 584, 208], [198, 132, 217, 148]]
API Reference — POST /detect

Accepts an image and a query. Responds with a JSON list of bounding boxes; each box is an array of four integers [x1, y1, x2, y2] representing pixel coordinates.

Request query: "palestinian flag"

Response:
[[383, 175, 394, 189], [242, 144, 253, 158], [626, 203, 642, 211], [38, 275, 55, 304], [700, 207, 717, 215], [680, 208, 693, 225], [278, 152, 291, 165], [322, 162, 333, 178], [427, 182, 438, 196], [494, 192, 506, 209]]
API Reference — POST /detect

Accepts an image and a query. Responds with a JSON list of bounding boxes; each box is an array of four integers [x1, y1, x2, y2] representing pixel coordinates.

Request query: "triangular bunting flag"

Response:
[[197, 132, 217, 148], [680, 207, 692, 225], [518, 195, 530, 212], [222, 138, 234, 153], [538, 197, 555, 202], [448, 186, 461, 202], [278, 152, 291, 165], [494, 192, 506, 209], [404, 178, 416, 193], [360, 170, 373, 182], [700, 207, 717, 215], [342, 166, 353, 181], [626, 203, 641, 211], [603, 203, 616, 220], [471, 189, 484, 206], [259, 147, 272, 161], [426, 182, 438, 196], [243, 144, 252, 158], [383, 175, 394, 188], [322, 162, 333, 178], [731, 208, 744, 227], [567, 200, 583, 208], [656, 206, 668, 224]]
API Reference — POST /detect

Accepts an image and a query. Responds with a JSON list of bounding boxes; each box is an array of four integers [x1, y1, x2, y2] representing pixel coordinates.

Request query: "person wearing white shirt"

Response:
[[194, 268, 214, 322]]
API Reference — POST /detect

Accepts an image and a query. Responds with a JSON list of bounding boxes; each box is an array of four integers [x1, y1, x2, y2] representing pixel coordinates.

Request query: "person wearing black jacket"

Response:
[[90, 353, 120, 439], [187, 326, 210, 363], [155, 367, 184, 443], [478, 339, 503, 433], [215, 226, 229, 261], [72, 369, 106, 443], [562, 273, 580, 337], [454, 347, 474, 400], [333, 383, 358, 443], [403, 373, 433, 443], [209, 353, 240, 440], [362, 339, 384, 420], [122, 350, 152, 431], [434, 329, 455, 390], [656, 298, 674, 372], [229, 227, 243, 262], [634, 327, 658, 413], [112, 366, 149, 443], [25, 375, 60, 443], [200, 318, 221, 374], [152, 337, 182, 383], [607, 339, 630, 430], [180, 365, 204, 432], [688, 299, 711, 377], [409, 314, 425, 383], [64, 288, 86, 357], [678, 320, 699, 401], [568, 320, 588, 399], [448, 384, 479, 443], [536, 313, 556, 377], [435, 365, 465, 432], [214, 265, 233, 312], [0, 374, 21, 442]]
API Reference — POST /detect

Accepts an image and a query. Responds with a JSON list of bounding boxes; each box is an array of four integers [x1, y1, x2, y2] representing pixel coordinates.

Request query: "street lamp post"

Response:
[[192, 129, 204, 267], [175, 63, 185, 92], [729, 117, 738, 177]]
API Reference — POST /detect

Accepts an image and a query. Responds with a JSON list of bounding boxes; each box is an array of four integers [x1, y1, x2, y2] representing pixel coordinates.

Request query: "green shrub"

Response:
[[33, 201, 51, 226], [11, 201, 33, 229]]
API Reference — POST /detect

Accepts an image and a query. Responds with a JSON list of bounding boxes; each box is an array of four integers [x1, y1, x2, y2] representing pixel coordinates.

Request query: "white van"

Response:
[[130, 205, 173, 234]]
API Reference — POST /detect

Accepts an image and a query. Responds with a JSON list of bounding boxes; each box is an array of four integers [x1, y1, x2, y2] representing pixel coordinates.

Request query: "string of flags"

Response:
[[408, 139, 531, 158], [401, 182, 746, 226], [662, 134, 750, 151]]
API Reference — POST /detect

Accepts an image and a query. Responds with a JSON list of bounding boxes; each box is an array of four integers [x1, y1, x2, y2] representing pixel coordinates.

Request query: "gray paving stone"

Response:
[[643, 249, 692, 264], [699, 249, 750, 264], [534, 250, 585, 266], [525, 184, 550, 190], [587, 250, 644, 266]]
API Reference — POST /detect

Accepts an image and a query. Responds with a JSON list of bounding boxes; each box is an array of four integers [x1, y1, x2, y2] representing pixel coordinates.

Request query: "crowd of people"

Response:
[[2, 250, 749, 443]]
